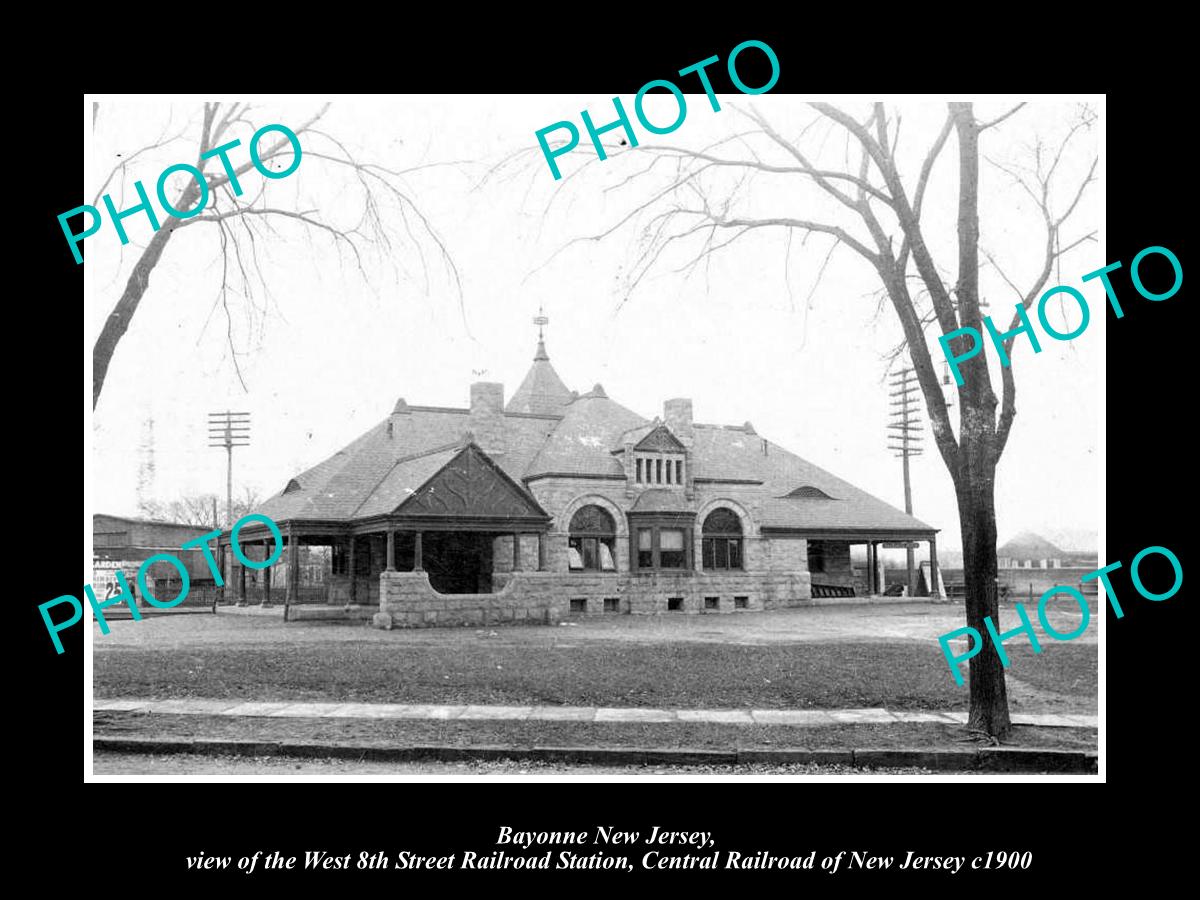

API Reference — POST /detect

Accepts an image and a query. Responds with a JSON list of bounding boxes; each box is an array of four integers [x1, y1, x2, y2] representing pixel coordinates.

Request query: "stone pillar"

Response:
[[512, 533, 522, 571], [386, 527, 396, 572], [929, 536, 941, 599], [537, 532, 546, 571], [348, 537, 357, 604], [414, 532, 423, 571]]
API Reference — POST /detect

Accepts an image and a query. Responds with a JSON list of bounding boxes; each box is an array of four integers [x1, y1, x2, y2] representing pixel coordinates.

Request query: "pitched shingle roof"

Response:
[[506, 340, 574, 415], [525, 394, 646, 479], [255, 356, 934, 535], [257, 407, 558, 523]]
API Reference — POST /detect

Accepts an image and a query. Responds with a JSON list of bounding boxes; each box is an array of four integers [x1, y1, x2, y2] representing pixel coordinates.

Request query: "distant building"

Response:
[[997, 532, 1066, 569], [92, 514, 218, 604]]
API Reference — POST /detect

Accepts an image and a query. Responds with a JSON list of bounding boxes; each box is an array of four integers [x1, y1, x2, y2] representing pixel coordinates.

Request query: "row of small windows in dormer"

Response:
[[635, 455, 683, 485]]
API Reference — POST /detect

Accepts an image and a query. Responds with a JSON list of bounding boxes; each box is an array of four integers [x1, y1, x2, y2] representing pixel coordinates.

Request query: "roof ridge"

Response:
[[349, 438, 464, 518], [405, 405, 468, 414]]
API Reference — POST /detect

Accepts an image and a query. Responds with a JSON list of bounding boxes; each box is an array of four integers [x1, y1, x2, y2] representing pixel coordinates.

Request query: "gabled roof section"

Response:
[[353, 444, 463, 518], [634, 424, 685, 452], [255, 406, 558, 523], [506, 339, 574, 415], [998, 532, 1064, 559], [396, 443, 548, 520], [687, 424, 934, 534], [525, 393, 648, 479]]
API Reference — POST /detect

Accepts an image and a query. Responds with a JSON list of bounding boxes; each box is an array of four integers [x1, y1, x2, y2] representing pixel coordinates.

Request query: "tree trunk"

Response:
[[955, 436, 1011, 739], [92, 180, 199, 409]]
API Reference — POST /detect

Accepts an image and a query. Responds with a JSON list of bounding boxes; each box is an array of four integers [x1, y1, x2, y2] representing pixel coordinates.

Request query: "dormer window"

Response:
[[635, 452, 684, 485], [631, 424, 687, 488]]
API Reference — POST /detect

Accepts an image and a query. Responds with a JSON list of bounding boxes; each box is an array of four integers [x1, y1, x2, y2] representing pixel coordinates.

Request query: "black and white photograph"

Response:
[[77, 87, 1108, 786]]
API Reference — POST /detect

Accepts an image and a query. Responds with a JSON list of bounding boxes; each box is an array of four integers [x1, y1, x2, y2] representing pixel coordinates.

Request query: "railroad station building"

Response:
[[220, 323, 939, 626]]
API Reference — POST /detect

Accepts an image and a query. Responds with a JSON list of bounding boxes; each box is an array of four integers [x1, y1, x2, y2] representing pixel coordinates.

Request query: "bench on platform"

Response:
[[811, 583, 856, 599]]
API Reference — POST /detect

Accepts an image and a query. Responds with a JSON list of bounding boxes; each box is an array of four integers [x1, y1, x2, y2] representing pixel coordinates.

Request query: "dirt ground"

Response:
[[94, 599, 1098, 649]]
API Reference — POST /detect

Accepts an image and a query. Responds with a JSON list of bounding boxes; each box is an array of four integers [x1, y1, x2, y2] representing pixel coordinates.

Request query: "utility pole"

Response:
[[888, 368, 923, 597], [208, 411, 251, 527]]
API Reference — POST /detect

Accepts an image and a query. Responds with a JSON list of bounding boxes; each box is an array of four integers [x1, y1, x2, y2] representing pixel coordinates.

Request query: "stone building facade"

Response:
[[222, 328, 939, 627]]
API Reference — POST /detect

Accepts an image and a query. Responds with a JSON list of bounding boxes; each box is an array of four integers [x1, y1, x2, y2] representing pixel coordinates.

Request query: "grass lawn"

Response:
[[93, 711, 1097, 751], [94, 638, 1095, 713]]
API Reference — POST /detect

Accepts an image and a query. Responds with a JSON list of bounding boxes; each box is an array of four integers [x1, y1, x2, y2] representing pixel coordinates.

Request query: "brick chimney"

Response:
[[664, 398, 693, 445], [469, 382, 506, 456]]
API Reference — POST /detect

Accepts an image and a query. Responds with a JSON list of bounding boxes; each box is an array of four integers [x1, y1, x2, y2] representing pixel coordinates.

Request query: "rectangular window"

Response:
[[637, 528, 653, 569], [571, 536, 615, 571], [667, 597, 683, 611], [636, 458, 643, 483], [734, 596, 749, 609], [702, 537, 742, 570], [655, 459, 663, 483], [570, 598, 587, 614], [704, 596, 719, 610], [665, 459, 673, 484], [660, 528, 685, 568], [675, 460, 683, 484], [604, 597, 620, 613]]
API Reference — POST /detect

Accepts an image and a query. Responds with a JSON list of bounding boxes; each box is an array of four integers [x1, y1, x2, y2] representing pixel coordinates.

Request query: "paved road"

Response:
[[93, 751, 964, 777]]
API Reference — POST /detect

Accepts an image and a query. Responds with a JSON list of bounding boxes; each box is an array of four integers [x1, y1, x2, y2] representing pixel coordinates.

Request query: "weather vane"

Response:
[[533, 304, 549, 342]]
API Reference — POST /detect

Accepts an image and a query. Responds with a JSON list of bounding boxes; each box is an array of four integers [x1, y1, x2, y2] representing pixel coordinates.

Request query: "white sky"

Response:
[[85, 95, 1101, 552]]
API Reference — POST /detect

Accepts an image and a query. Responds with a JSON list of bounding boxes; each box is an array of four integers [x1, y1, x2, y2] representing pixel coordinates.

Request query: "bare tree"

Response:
[[90, 102, 462, 408], [517, 101, 1095, 738], [138, 486, 261, 528]]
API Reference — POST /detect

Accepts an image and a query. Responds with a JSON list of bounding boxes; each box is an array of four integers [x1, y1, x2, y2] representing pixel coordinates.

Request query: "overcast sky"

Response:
[[85, 95, 1101, 552]]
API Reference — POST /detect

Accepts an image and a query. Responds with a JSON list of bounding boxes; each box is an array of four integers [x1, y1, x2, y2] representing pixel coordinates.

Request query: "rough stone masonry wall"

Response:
[[375, 566, 812, 629], [376, 570, 621, 628]]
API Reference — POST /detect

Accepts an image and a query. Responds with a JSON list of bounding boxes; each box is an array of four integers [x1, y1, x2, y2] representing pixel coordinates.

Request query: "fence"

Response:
[[222, 584, 332, 606]]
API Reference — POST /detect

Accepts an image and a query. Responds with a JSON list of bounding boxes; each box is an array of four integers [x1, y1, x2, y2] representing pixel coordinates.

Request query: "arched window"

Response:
[[568, 505, 617, 572], [702, 508, 743, 570]]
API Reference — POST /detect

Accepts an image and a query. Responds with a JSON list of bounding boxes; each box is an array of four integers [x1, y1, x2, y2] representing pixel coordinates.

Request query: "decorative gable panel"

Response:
[[634, 425, 686, 452], [396, 444, 548, 520]]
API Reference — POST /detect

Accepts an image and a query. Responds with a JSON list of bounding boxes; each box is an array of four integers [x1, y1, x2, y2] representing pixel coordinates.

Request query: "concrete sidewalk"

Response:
[[94, 697, 1097, 729]]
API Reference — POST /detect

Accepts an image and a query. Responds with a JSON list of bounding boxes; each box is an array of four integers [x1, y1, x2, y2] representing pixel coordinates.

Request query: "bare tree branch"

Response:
[[90, 101, 462, 408], [978, 103, 1026, 131]]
